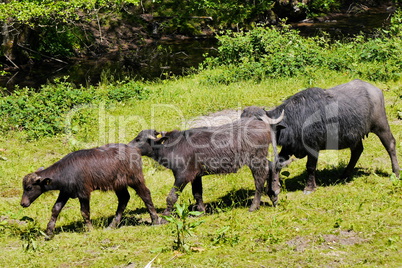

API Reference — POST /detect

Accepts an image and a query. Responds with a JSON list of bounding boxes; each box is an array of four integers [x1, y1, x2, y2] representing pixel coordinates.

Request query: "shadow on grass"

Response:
[[282, 166, 372, 192], [203, 188, 273, 214], [52, 166, 381, 234], [53, 207, 161, 235]]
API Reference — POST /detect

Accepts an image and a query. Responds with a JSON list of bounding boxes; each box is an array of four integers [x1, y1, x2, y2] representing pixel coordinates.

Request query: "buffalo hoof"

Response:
[[191, 204, 206, 214], [151, 216, 165, 225], [303, 189, 315, 195], [269, 195, 279, 207], [159, 217, 169, 224], [85, 223, 94, 232], [248, 204, 260, 212], [107, 218, 120, 229], [44, 231, 54, 241]]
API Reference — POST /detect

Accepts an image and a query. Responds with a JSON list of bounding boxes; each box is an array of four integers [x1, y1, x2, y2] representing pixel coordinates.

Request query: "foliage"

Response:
[[200, 16, 402, 84], [0, 79, 149, 139], [385, 8, 402, 37], [0, 0, 140, 23], [19, 217, 46, 251], [298, 0, 341, 18], [161, 202, 204, 252], [0, 0, 141, 57], [211, 226, 240, 247], [106, 80, 151, 102], [1, 0, 386, 59], [151, 0, 275, 34]]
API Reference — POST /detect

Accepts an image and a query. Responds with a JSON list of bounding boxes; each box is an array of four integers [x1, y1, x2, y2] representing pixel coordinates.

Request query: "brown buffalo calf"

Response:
[[21, 143, 159, 238]]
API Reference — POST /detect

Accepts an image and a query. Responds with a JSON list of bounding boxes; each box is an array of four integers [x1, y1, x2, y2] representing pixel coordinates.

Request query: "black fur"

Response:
[[242, 79, 400, 193], [129, 117, 280, 215]]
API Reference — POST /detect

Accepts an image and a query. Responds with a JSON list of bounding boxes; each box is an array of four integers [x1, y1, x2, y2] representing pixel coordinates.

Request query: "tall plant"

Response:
[[162, 202, 205, 252]]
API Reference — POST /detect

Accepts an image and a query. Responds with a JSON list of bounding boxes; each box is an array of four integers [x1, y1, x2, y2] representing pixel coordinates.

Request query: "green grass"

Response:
[[1, 70, 402, 267]]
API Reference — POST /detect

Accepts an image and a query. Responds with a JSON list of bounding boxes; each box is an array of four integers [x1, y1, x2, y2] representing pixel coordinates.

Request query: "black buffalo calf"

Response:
[[129, 113, 284, 216], [20, 143, 159, 238]]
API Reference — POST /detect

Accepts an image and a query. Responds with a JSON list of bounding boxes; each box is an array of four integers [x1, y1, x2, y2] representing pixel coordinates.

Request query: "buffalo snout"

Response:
[[20, 196, 31, 208]]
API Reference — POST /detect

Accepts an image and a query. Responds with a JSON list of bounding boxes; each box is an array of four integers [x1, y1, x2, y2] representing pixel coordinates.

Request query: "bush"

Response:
[[201, 17, 402, 84], [107, 81, 150, 102], [0, 79, 149, 139]]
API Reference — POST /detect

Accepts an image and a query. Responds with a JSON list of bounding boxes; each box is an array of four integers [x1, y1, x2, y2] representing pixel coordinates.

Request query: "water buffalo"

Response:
[[129, 113, 283, 215], [242, 79, 400, 193], [20, 143, 160, 238]]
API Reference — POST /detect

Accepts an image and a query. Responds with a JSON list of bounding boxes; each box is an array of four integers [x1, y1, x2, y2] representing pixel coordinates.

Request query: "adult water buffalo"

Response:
[[242, 79, 400, 193], [21, 143, 160, 238], [129, 113, 283, 215]]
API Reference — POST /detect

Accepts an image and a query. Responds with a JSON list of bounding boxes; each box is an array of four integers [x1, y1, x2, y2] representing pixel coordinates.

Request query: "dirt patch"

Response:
[[0, 216, 27, 226], [0, 188, 20, 198], [320, 230, 368, 248], [286, 235, 313, 252], [286, 230, 369, 252]]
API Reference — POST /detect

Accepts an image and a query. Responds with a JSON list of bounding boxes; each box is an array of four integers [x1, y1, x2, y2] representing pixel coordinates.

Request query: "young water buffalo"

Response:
[[20, 143, 160, 238], [129, 113, 283, 215], [242, 79, 400, 193]]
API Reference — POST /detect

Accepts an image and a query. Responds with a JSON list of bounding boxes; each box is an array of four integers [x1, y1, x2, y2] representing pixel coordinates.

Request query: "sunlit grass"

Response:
[[0, 70, 401, 267]]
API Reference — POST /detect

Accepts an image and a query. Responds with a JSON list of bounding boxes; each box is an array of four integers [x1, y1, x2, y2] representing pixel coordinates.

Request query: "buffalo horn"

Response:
[[260, 110, 284, 125]]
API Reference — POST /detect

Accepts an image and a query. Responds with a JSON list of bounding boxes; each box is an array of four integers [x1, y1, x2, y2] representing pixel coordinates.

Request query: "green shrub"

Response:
[[107, 81, 150, 102], [201, 16, 402, 84], [0, 80, 95, 139], [0, 79, 150, 139]]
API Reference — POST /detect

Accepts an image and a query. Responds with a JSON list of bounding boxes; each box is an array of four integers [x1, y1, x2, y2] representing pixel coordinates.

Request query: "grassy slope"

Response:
[[0, 70, 401, 267]]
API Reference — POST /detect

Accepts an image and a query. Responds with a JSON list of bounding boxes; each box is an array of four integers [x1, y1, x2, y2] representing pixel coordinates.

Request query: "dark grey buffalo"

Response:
[[242, 79, 400, 193], [21, 143, 160, 238], [129, 113, 283, 215]]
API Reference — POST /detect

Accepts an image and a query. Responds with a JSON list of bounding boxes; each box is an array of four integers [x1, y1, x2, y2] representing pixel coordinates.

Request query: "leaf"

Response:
[[161, 215, 176, 224], [189, 220, 205, 229], [188, 211, 204, 217], [216, 226, 230, 234], [175, 203, 185, 218], [177, 221, 183, 230], [31, 239, 37, 250]]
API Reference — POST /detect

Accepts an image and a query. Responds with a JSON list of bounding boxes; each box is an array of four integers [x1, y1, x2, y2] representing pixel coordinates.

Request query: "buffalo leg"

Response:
[[109, 188, 130, 228], [304, 154, 318, 194], [341, 140, 364, 179], [164, 176, 189, 216], [78, 196, 93, 231], [46, 193, 69, 239], [129, 179, 160, 225], [375, 129, 400, 178], [249, 159, 269, 211], [266, 161, 281, 207], [191, 175, 205, 212]]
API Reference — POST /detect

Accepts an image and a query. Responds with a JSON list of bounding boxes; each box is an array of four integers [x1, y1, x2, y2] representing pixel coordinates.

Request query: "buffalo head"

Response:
[[20, 171, 51, 207]]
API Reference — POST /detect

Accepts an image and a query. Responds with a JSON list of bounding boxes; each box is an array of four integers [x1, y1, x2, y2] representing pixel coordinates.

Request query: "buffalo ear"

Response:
[[42, 178, 52, 186], [276, 121, 287, 130], [33, 176, 43, 185], [152, 131, 168, 145], [154, 136, 169, 145]]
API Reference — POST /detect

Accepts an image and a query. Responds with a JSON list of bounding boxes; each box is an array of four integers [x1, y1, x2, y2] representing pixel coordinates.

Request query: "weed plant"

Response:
[[161, 202, 204, 252]]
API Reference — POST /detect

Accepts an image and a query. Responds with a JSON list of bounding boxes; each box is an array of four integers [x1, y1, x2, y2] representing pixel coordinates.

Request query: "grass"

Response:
[[0, 69, 402, 267]]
